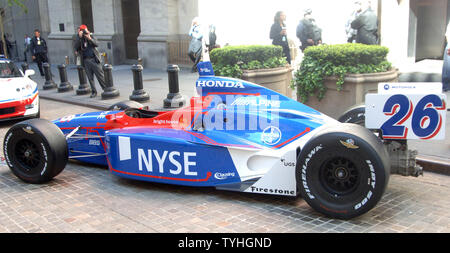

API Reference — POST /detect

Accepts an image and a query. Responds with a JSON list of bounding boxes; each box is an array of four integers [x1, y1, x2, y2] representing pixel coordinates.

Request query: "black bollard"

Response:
[[21, 63, 29, 73], [101, 64, 120, 99], [129, 64, 149, 102], [43, 63, 57, 90], [57, 64, 73, 93], [163, 64, 186, 108], [76, 65, 91, 95]]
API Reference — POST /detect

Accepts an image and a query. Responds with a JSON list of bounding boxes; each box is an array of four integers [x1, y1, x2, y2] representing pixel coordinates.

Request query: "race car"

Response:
[[0, 57, 39, 121], [2, 59, 446, 220]]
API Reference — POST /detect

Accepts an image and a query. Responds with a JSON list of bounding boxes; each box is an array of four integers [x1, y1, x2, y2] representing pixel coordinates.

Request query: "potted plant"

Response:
[[292, 43, 397, 119], [210, 45, 293, 97]]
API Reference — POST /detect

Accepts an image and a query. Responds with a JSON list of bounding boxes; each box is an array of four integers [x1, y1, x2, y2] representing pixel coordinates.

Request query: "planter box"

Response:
[[302, 69, 398, 119], [242, 66, 294, 98]]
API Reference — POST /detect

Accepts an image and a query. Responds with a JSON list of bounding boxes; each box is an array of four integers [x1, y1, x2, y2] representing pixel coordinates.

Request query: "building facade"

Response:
[[1, 0, 449, 69]]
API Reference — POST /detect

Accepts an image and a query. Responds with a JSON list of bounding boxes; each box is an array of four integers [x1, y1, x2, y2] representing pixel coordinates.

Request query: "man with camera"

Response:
[[73, 24, 106, 98], [30, 29, 49, 76]]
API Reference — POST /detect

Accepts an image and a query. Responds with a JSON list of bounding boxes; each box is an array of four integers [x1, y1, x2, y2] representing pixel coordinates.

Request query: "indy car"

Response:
[[2, 56, 446, 219], [0, 57, 39, 121]]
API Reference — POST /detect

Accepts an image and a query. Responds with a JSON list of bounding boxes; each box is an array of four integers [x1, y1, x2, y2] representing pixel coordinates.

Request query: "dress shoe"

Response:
[[90, 91, 97, 98]]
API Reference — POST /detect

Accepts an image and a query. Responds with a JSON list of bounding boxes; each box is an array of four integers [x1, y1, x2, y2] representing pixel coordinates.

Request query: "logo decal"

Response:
[[196, 80, 245, 89], [214, 172, 235, 180], [261, 126, 282, 145], [340, 139, 359, 149], [23, 126, 34, 135]]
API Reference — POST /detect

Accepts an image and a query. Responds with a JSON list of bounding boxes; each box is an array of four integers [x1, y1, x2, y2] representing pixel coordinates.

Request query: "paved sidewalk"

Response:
[[19, 61, 450, 173], [26, 62, 199, 111]]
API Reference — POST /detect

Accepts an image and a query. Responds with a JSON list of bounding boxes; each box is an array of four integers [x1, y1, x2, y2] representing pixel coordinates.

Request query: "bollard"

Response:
[[57, 64, 73, 93], [76, 65, 91, 95], [163, 64, 186, 108], [129, 64, 150, 102], [101, 64, 120, 99], [21, 63, 29, 73], [43, 63, 57, 90]]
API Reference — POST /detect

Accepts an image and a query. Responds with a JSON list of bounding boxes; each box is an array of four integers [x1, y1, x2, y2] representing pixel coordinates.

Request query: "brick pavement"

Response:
[[0, 99, 449, 233]]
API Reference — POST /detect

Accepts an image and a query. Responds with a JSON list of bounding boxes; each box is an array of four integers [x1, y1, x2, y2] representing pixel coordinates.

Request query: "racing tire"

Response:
[[296, 123, 390, 219], [338, 104, 365, 126], [3, 119, 68, 184], [108, 100, 143, 111]]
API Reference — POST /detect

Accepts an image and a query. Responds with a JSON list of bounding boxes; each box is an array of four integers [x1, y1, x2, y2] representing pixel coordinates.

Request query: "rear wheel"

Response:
[[297, 123, 390, 219], [3, 119, 68, 184]]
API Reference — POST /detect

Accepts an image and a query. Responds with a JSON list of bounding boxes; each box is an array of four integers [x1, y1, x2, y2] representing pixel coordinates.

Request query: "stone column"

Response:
[[91, 0, 125, 65], [46, 0, 81, 64], [137, 0, 198, 70]]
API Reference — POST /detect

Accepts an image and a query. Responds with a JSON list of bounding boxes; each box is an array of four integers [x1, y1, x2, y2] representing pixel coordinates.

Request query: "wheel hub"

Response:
[[320, 157, 359, 196]]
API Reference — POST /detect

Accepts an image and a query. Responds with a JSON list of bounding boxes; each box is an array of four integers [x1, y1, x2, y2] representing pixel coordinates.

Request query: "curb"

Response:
[[40, 94, 110, 111], [416, 156, 450, 176]]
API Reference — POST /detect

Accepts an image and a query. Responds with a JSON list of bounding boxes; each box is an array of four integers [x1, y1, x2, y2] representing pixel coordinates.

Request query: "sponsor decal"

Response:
[[230, 96, 281, 108], [301, 144, 323, 200], [261, 126, 282, 145], [89, 139, 101, 146], [340, 139, 359, 149], [22, 126, 34, 135], [196, 80, 245, 89], [138, 149, 198, 177], [249, 186, 295, 196], [384, 84, 390, 90], [214, 172, 235, 180]]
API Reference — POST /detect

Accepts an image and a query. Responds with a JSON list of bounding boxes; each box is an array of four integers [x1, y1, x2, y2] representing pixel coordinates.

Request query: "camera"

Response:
[[82, 29, 89, 35]]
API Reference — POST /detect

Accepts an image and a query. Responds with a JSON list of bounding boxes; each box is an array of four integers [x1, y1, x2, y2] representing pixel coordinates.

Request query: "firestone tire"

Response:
[[296, 123, 390, 219], [338, 104, 365, 126], [108, 100, 143, 111], [3, 119, 68, 184]]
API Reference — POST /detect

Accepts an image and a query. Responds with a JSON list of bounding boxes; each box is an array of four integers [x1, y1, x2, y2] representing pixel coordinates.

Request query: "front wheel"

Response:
[[297, 123, 390, 219], [3, 119, 68, 184]]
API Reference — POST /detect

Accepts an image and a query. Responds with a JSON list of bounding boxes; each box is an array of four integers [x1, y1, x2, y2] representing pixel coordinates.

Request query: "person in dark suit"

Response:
[[351, 0, 378, 45], [30, 29, 49, 76], [73, 24, 106, 98], [270, 11, 291, 64]]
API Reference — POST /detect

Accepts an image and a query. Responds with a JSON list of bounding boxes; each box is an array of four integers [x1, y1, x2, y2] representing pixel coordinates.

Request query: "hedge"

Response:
[[210, 45, 288, 78], [293, 43, 392, 102]]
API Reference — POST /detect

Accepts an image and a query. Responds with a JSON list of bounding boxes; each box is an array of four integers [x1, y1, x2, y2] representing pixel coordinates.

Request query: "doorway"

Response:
[[121, 0, 141, 60], [80, 0, 94, 32]]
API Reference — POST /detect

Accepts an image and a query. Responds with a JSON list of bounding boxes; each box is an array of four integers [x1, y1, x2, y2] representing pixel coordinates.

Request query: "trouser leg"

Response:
[[36, 54, 44, 76], [84, 61, 97, 93], [92, 63, 106, 90]]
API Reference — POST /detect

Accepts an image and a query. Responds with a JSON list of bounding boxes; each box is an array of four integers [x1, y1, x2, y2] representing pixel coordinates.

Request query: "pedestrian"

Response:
[[442, 21, 450, 92], [296, 9, 322, 52], [188, 17, 203, 73], [270, 11, 291, 64], [30, 29, 49, 76], [73, 24, 106, 98], [351, 0, 378, 45], [345, 1, 362, 43], [24, 34, 31, 62]]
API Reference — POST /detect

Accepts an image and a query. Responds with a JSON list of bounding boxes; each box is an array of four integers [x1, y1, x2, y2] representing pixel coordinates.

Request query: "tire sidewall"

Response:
[[297, 130, 388, 219], [4, 124, 53, 183]]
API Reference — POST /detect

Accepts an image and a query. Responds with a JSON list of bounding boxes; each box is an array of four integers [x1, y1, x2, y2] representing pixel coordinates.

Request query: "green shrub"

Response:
[[210, 45, 288, 78], [293, 43, 392, 103]]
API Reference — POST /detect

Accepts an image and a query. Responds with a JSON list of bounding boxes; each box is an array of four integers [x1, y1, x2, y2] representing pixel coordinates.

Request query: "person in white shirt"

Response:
[[24, 34, 31, 62]]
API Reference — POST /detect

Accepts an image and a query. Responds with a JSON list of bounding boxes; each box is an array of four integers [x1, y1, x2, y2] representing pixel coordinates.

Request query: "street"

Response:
[[0, 99, 448, 233]]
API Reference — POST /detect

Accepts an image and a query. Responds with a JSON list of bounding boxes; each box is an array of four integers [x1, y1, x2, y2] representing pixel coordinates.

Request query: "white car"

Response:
[[0, 58, 39, 121]]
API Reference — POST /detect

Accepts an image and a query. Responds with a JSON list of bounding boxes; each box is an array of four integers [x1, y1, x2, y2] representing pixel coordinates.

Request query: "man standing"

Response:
[[24, 34, 31, 62], [30, 29, 49, 76], [296, 9, 322, 52], [351, 0, 378, 45], [73, 24, 106, 98]]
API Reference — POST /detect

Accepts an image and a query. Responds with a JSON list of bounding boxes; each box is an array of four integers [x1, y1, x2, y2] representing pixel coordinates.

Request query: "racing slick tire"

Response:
[[296, 123, 390, 219], [3, 119, 68, 184], [338, 104, 365, 126], [108, 100, 143, 111]]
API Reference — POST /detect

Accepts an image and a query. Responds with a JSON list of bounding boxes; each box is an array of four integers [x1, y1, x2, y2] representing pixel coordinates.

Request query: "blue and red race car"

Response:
[[2, 60, 446, 219]]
